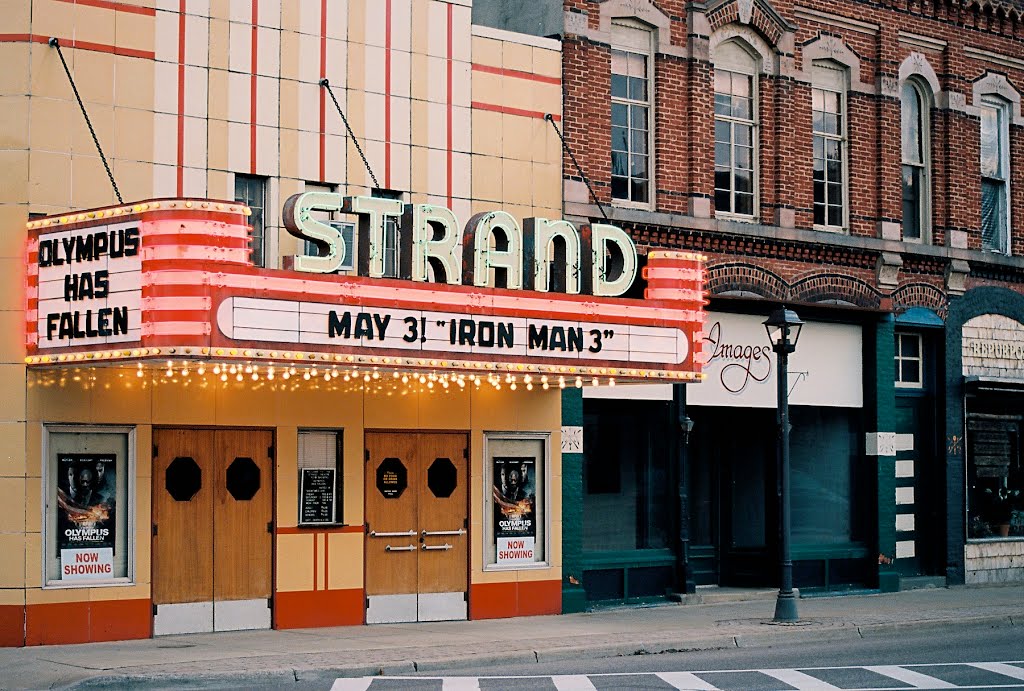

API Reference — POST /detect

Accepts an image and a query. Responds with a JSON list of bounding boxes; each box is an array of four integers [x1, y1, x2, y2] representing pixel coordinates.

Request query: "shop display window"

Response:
[[297, 429, 344, 525], [483, 433, 548, 569], [43, 425, 135, 587], [967, 412, 1023, 539]]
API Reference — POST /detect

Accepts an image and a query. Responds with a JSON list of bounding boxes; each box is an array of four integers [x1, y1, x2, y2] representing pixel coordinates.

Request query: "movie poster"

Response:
[[492, 456, 537, 565], [56, 453, 116, 552]]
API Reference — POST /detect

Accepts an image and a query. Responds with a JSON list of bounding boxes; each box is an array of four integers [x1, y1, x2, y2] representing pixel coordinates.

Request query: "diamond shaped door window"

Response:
[[226, 457, 261, 500], [427, 458, 457, 498], [166, 457, 201, 501]]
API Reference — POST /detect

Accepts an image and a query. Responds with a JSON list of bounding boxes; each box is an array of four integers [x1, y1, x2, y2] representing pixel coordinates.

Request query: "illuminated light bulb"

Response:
[[181, 367, 189, 377], [362, 373, 370, 382], [236, 373, 243, 382], [372, 370, 380, 380], [324, 372, 331, 381], [419, 376, 427, 384], [392, 371, 400, 379], [166, 360, 173, 369], [427, 381, 434, 389], [289, 367, 296, 375], [197, 365, 206, 375], [402, 375, 409, 384], [220, 373, 228, 382], [245, 365, 252, 374], [442, 379, 449, 389], [282, 370, 290, 380], [165, 368, 173, 377], [136, 368, 143, 378], [311, 367, 318, 377], [524, 375, 532, 384], [267, 371, 275, 380], [252, 372, 259, 381], [213, 365, 221, 375], [542, 382, 549, 390], [526, 383, 533, 391], [510, 382, 517, 391], [591, 378, 599, 387], [303, 371, 311, 381], [229, 365, 237, 375], [343, 374, 351, 382], [575, 377, 583, 388], [457, 379, 465, 388], [608, 378, 616, 387]]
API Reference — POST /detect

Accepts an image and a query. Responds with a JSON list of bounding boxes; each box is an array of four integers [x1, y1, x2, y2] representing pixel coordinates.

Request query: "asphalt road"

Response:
[[235, 625, 1024, 691]]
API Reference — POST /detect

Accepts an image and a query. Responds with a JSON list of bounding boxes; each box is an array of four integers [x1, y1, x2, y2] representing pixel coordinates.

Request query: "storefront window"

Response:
[[483, 433, 548, 569], [44, 426, 135, 587], [967, 410, 1023, 539], [583, 399, 672, 552]]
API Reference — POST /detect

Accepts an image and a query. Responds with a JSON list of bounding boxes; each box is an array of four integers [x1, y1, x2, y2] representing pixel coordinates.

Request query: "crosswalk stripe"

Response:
[[968, 662, 1024, 681], [442, 678, 481, 690], [865, 665, 957, 688], [329, 679, 373, 691], [760, 669, 842, 690], [655, 671, 720, 690], [551, 674, 599, 690]]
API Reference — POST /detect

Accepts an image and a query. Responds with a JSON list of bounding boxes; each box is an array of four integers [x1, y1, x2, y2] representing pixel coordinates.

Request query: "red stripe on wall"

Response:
[[54, 0, 156, 16], [445, 3, 453, 208], [176, 0, 185, 196], [471, 63, 561, 85], [472, 102, 559, 121], [312, 532, 319, 591], [25, 599, 151, 646], [319, 0, 327, 183], [275, 589, 363, 629], [0, 33, 154, 59], [470, 580, 561, 620], [250, 0, 259, 175], [384, 0, 392, 190], [324, 532, 330, 590]]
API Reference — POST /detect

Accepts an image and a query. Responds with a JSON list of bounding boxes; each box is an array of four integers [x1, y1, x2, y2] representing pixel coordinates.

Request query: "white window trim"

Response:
[[979, 95, 1012, 255], [713, 40, 760, 222], [812, 62, 850, 233], [901, 78, 933, 245], [611, 19, 655, 211], [894, 332, 924, 390]]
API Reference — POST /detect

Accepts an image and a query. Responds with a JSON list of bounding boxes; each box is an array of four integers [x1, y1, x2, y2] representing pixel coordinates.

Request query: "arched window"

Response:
[[901, 79, 931, 242], [812, 61, 849, 230], [713, 40, 759, 218], [980, 96, 1011, 254]]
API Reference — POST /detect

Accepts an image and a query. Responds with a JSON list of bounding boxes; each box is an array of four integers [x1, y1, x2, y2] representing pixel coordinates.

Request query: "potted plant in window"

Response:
[[985, 487, 1021, 537]]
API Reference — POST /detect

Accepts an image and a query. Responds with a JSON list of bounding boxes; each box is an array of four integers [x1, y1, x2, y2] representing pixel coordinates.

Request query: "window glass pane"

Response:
[[714, 70, 731, 95], [733, 73, 751, 98], [611, 176, 628, 200], [735, 192, 754, 216], [631, 130, 648, 156], [611, 73, 628, 99], [825, 139, 841, 160], [814, 202, 826, 225], [980, 105, 1001, 178], [735, 169, 752, 194], [735, 143, 752, 170], [630, 105, 648, 130], [813, 137, 824, 160], [901, 83, 922, 164], [715, 167, 731, 191], [631, 154, 648, 178], [826, 160, 842, 184], [611, 126, 628, 153], [734, 95, 752, 120], [828, 203, 843, 227], [715, 120, 731, 143], [735, 125, 751, 147], [715, 93, 732, 116], [610, 49, 626, 75], [715, 142, 731, 167], [631, 178, 648, 202], [611, 103, 628, 127], [626, 52, 646, 77], [812, 89, 824, 112], [715, 188, 731, 212], [903, 166, 921, 240], [628, 76, 647, 101], [981, 179, 1007, 252], [611, 151, 628, 176], [966, 411, 1023, 539]]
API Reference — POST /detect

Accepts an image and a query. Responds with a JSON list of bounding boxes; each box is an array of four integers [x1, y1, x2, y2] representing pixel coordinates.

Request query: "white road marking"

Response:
[[655, 671, 720, 689], [551, 674, 599, 690], [442, 678, 481, 691], [760, 668, 842, 690], [865, 665, 957, 688], [329, 679, 373, 691], [969, 662, 1024, 681]]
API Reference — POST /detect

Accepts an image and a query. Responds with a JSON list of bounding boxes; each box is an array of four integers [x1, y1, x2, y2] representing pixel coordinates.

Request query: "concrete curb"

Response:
[[62, 615, 1019, 689]]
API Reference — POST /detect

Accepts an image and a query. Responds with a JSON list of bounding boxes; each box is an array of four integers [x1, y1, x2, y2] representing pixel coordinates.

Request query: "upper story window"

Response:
[[714, 41, 758, 219], [812, 62, 848, 231], [901, 80, 931, 243], [895, 332, 924, 389], [980, 96, 1011, 254], [235, 174, 267, 267], [611, 21, 653, 207]]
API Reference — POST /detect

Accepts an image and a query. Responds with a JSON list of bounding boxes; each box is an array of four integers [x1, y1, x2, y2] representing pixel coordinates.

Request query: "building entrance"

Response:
[[364, 432, 469, 623], [152, 429, 274, 635]]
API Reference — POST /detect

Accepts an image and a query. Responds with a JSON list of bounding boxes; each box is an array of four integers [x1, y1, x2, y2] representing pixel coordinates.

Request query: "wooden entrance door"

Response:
[[365, 432, 468, 623], [153, 428, 273, 635]]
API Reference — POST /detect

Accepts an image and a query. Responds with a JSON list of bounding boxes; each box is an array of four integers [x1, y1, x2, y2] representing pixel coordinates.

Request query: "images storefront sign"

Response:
[[57, 453, 116, 552], [493, 457, 537, 565]]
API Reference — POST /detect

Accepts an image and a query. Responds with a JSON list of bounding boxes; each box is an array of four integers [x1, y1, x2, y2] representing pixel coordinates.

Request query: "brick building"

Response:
[[477, 0, 1024, 602]]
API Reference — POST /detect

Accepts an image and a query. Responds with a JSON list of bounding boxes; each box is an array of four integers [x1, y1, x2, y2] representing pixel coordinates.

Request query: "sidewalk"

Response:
[[3, 584, 1022, 690]]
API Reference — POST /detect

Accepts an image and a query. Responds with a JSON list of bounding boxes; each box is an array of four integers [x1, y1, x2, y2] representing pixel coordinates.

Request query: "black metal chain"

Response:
[[320, 78, 380, 190], [545, 113, 607, 220], [49, 38, 123, 204]]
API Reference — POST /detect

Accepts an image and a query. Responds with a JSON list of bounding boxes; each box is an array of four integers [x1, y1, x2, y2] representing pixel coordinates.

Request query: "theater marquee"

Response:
[[25, 198, 706, 385]]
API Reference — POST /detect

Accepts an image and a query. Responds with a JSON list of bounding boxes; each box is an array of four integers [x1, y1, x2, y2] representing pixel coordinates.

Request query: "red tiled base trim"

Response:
[[275, 588, 364, 629], [470, 580, 561, 620], [25, 598, 150, 646], [0, 605, 25, 647]]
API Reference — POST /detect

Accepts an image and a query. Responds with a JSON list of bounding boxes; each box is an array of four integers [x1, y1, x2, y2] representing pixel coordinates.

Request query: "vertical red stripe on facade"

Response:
[[319, 0, 327, 183], [176, 0, 185, 196], [250, 0, 258, 175], [384, 0, 392, 190], [323, 533, 330, 591], [312, 533, 319, 591], [445, 3, 453, 208]]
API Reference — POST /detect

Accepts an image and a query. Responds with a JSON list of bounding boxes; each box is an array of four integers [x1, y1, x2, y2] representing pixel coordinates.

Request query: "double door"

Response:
[[365, 432, 468, 623], [152, 429, 273, 635]]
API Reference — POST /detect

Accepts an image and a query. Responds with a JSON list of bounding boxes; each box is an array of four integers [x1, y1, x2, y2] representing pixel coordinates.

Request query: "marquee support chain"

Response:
[[320, 78, 381, 190], [545, 113, 608, 221]]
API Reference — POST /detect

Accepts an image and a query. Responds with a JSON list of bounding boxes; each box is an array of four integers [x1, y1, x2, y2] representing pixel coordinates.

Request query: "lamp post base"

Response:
[[773, 590, 799, 623]]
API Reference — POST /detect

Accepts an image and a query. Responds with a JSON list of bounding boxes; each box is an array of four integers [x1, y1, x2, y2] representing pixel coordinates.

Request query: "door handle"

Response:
[[422, 543, 453, 551], [385, 544, 417, 552], [421, 529, 466, 536], [370, 530, 416, 537]]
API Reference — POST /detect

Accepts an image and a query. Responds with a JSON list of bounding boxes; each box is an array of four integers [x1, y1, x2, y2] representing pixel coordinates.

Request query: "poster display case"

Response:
[[483, 432, 549, 570]]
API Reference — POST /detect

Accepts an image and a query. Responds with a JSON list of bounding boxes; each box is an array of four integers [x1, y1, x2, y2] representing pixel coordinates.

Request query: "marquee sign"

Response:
[[24, 198, 706, 384]]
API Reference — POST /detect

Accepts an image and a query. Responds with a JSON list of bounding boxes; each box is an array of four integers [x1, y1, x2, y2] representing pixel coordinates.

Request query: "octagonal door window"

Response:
[[427, 458, 457, 498], [166, 457, 202, 501], [226, 457, 261, 500]]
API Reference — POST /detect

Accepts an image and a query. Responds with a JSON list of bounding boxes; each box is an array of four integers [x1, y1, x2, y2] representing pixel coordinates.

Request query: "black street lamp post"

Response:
[[764, 306, 803, 623]]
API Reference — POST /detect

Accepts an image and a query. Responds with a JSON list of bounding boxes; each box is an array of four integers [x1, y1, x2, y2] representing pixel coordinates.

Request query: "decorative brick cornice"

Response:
[[892, 282, 950, 320]]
